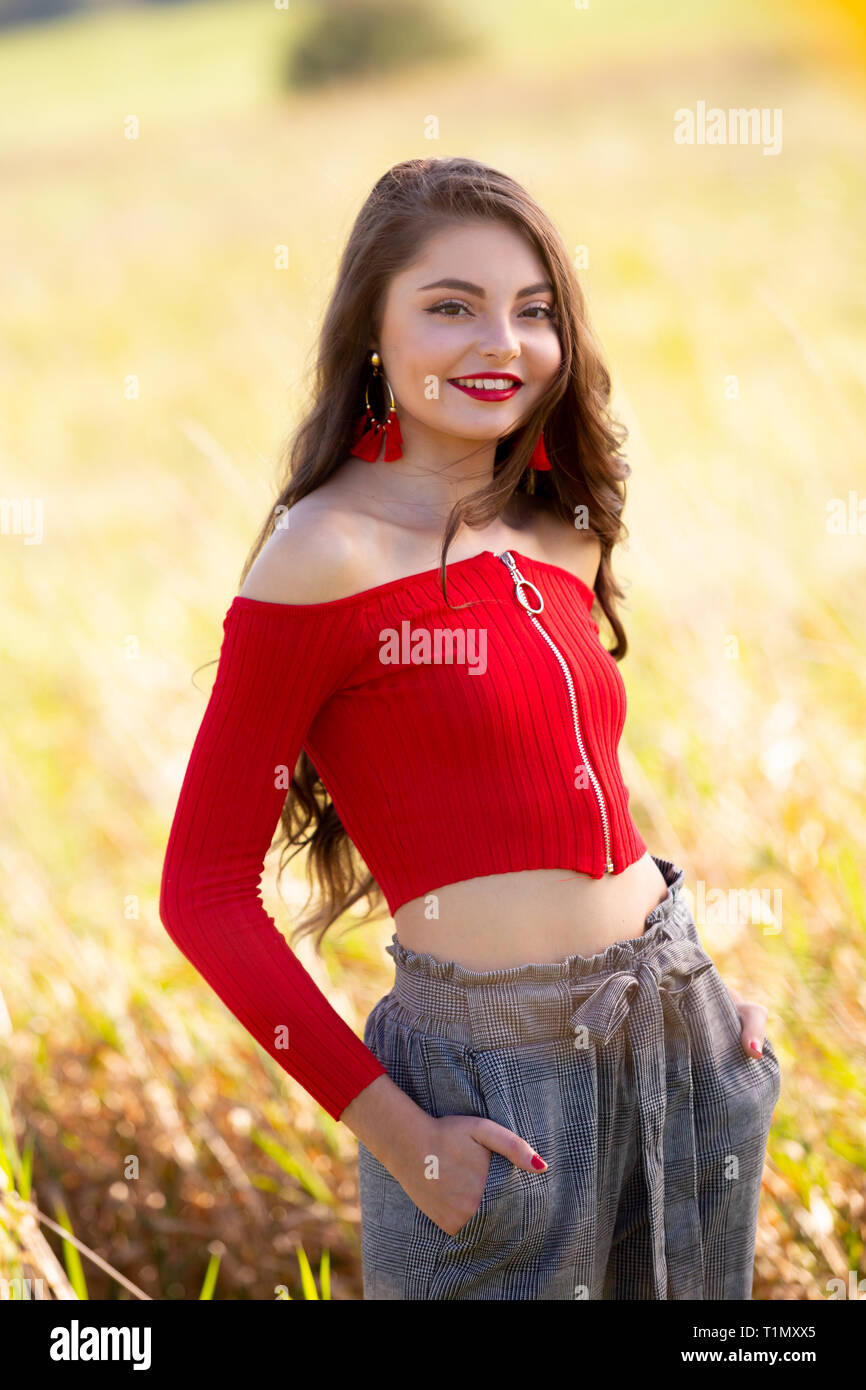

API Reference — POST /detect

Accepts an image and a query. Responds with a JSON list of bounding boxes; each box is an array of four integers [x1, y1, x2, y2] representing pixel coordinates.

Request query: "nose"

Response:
[[479, 342, 520, 368], [476, 311, 521, 364]]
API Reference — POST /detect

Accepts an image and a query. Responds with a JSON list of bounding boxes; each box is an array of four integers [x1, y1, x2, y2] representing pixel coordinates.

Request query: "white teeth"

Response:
[[454, 377, 518, 389]]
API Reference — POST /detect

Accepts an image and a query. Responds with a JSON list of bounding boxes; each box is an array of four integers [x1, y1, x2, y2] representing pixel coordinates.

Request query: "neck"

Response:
[[344, 412, 505, 525]]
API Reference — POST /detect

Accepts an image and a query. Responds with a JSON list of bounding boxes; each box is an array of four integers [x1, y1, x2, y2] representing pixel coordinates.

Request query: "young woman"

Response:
[[159, 156, 781, 1301]]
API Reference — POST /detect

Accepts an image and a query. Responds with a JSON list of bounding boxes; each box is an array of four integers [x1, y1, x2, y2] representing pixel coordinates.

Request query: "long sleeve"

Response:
[[158, 596, 388, 1122]]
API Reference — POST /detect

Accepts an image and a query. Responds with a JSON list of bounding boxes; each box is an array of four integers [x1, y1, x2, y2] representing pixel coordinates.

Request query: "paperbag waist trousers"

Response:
[[357, 855, 781, 1300]]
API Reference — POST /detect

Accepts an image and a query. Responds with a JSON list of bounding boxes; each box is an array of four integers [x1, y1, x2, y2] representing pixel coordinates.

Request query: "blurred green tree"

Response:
[[284, 0, 474, 90]]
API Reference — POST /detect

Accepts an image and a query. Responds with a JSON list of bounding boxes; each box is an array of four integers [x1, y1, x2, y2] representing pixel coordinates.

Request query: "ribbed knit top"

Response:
[[159, 547, 647, 1120]]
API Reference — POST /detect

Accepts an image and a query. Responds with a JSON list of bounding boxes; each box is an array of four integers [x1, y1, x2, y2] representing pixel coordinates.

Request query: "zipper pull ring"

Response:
[[515, 579, 545, 614], [497, 550, 545, 614]]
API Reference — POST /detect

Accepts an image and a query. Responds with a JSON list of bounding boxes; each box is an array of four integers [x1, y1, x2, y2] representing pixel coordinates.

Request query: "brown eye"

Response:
[[426, 300, 473, 317]]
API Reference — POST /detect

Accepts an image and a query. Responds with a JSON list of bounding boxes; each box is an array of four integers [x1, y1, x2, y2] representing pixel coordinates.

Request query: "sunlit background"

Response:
[[1, 0, 864, 1301]]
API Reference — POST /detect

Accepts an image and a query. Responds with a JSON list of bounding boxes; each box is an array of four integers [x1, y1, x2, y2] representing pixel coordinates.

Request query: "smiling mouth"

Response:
[[448, 376, 523, 401]]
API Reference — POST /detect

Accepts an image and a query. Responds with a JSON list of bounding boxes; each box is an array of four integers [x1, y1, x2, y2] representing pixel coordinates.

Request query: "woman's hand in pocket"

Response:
[[391, 1113, 547, 1237], [726, 985, 770, 1058]]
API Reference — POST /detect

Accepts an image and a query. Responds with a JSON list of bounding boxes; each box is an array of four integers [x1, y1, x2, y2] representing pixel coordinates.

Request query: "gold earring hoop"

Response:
[[349, 350, 404, 461], [365, 351, 396, 420]]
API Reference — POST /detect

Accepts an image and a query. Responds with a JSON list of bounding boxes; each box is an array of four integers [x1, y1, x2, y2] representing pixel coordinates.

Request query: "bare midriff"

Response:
[[393, 851, 669, 970]]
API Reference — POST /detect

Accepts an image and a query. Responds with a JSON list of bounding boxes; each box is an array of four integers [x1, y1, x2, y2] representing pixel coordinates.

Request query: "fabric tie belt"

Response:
[[567, 933, 716, 1299]]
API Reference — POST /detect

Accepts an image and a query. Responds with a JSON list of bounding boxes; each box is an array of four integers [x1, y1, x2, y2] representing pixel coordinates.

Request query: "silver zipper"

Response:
[[496, 550, 614, 873]]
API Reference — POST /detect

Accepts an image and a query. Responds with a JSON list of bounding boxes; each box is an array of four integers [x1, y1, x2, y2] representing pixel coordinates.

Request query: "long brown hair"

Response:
[[234, 156, 634, 950]]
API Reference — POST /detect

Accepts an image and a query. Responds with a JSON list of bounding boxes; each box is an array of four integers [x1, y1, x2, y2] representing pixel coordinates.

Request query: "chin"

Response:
[[435, 415, 520, 441]]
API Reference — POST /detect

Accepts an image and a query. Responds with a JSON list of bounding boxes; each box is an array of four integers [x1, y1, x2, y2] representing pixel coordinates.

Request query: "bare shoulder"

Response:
[[238, 500, 370, 605], [532, 507, 603, 593]]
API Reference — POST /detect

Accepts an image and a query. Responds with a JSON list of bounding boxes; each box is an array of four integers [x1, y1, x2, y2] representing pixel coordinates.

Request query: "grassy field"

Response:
[[1, 0, 864, 1300]]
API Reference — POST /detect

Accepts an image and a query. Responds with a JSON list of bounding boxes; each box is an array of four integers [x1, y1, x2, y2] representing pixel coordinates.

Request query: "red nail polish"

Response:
[[531, 1154, 547, 1171]]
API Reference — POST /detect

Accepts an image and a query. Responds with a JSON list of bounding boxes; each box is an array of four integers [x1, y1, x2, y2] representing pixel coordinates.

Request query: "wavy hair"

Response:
[[232, 156, 634, 950]]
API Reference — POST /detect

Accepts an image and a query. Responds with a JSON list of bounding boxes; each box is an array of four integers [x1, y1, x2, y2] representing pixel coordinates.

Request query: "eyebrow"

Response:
[[417, 278, 554, 298]]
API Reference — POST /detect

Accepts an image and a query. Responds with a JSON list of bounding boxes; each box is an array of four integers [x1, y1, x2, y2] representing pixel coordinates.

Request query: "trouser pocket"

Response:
[[682, 962, 782, 1133]]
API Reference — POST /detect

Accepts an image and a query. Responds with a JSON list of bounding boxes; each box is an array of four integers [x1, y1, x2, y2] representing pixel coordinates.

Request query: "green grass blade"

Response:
[[198, 1251, 221, 1300], [53, 1199, 89, 1301], [295, 1244, 318, 1300]]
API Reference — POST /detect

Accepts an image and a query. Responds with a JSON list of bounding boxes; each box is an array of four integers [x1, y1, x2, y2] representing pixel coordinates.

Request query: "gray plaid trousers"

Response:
[[357, 856, 782, 1300]]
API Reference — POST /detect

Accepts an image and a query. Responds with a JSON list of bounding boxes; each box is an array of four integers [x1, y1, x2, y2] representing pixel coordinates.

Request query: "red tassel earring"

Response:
[[349, 351, 403, 462], [529, 430, 552, 471]]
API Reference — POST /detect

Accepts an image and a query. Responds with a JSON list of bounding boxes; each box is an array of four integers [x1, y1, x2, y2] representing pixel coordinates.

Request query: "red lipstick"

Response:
[[447, 373, 523, 402]]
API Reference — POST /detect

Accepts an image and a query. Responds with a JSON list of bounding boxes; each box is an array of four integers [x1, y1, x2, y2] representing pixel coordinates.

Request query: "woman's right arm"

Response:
[[158, 544, 390, 1121]]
